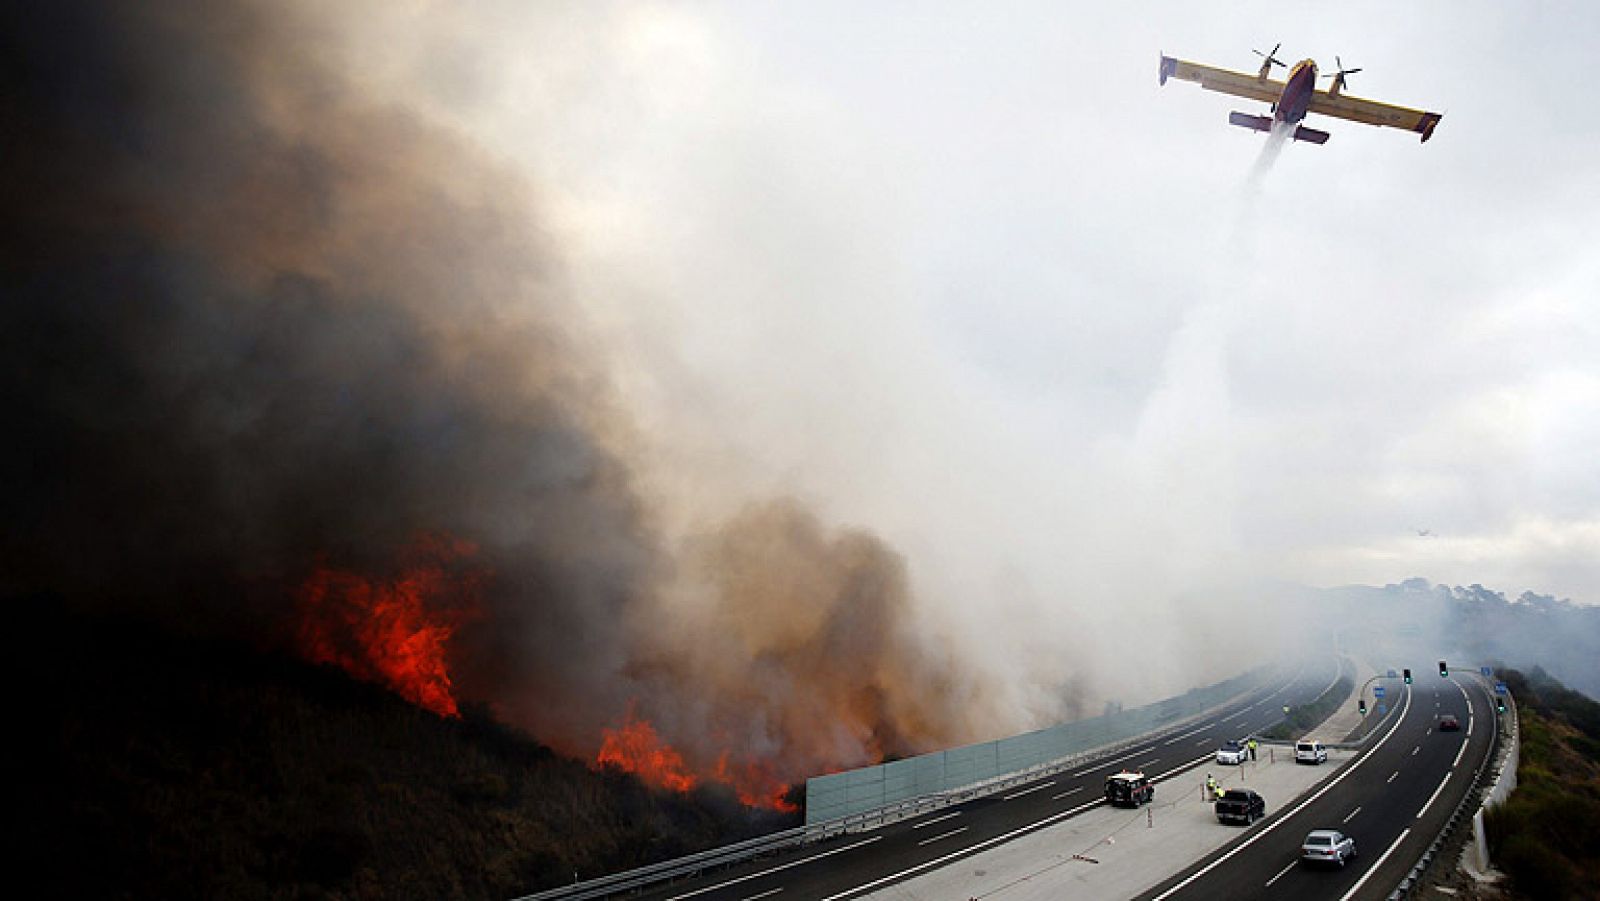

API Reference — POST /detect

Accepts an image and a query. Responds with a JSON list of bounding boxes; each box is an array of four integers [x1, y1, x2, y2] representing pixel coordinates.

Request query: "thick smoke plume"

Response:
[[1, 2, 994, 795]]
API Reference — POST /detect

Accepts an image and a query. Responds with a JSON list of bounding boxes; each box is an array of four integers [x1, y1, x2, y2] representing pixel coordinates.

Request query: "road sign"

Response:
[[1374, 685, 1386, 698], [1495, 682, 1508, 695], [1377, 703, 1387, 714], [1387, 669, 1397, 678], [1481, 666, 1493, 676]]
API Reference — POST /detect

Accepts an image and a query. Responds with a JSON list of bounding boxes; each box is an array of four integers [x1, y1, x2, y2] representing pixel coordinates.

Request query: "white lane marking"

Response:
[[1265, 859, 1298, 888], [1150, 683, 1414, 901], [1343, 805, 1362, 823], [1153, 753, 1213, 781], [917, 826, 968, 847], [743, 890, 783, 901], [1003, 781, 1055, 801], [1418, 773, 1452, 819], [1221, 709, 1249, 723], [1196, 739, 1214, 746], [1165, 724, 1212, 745], [1075, 747, 1152, 776], [1052, 786, 1083, 800], [911, 811, 960, 830], [1468, 717, 1474, 736], [666, 836, 881, 900], [1138, 758, 1162, 770], [1412, 746, 1420, 756], [1452, 741, 1468, 769], [818, 797, 1103, 900], [1339, 827, 1412, 901], [1387, 771, 1399, 783]]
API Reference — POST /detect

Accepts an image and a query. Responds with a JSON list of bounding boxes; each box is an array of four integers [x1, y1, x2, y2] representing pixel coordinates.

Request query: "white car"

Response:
[[1216, 740, 1248, 765], [1301, 829, 1356, 866], [1294, 740, 1328, 764]]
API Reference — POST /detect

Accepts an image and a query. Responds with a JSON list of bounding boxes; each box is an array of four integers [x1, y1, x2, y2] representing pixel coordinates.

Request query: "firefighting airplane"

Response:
[[1158, 44, 1442, 144]]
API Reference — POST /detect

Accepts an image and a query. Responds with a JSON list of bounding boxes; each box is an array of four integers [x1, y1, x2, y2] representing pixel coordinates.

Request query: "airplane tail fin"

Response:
[[1228, 112, 1272, 133]]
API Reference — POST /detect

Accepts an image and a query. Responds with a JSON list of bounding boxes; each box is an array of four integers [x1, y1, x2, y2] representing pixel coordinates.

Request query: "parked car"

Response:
[[1301, 829, 1357, 866], [1216, 740, 1248, 765], [1439, 714, 1461, 731], [1104, 770, 1155, 807], [1215, 788, 1265, 825], [1294, 740, 1328, 764]]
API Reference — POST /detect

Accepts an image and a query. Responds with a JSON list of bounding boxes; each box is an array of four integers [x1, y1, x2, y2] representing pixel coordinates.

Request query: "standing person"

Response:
[[1206, 773, 1216, 797], [1248, 737, 1258, 761]]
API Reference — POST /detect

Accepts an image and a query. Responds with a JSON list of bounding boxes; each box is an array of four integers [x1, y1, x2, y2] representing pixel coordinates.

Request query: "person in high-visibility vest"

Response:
[[1247, 738, 1258, 761], [1205, 773, 1217, 796]]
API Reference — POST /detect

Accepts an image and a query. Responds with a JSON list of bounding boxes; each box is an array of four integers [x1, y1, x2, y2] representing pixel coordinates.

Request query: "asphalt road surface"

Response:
[[629, 656, 1346, 901], [1137, 671, 1497, 901]]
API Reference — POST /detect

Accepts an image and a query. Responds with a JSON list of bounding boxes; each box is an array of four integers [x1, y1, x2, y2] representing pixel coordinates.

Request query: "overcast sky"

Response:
[[314, 0, 1598, 700]]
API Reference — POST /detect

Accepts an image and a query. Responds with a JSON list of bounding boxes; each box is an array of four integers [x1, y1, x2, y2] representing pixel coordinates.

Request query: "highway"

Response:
[[629, 657, 1346, 901], [1138, 670, 1497, 901]]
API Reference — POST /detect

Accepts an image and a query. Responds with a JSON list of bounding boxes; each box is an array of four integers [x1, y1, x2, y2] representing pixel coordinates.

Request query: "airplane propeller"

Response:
[[1252, 42, 1286, 69], [1320, 56, 1363, 92]]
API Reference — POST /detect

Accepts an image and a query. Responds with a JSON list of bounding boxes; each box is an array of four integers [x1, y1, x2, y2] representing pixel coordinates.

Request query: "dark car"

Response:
[[1104, 770, 1154, 807], [1215, 788, 1265, 825], [1439, 714, 1461, 731]]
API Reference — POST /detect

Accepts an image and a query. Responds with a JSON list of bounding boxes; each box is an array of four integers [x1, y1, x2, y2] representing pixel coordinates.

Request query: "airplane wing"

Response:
[[1159, 56, 1282, 105], [1308, 90, 1443, 141]]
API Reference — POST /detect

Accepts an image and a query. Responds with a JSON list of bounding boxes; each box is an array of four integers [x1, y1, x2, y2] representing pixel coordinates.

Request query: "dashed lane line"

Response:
[[1265, 859, 1298, 888], [1387, 771, 1399, 784], [1165, 725, 1212, 746], [1452, 741, 1467, 769], [1343, 805, 1362, 823], [917, 826, 968, 847], [911, 812, 960, 830], [742, 889, 783, 901], [1052, 786, 1083, 800], [1003, 781, 1056, 801]]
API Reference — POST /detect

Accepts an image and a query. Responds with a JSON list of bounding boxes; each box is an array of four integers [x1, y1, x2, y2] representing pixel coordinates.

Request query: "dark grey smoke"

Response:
[[0, 2, 993, 783], [0, 1, 650, 743]]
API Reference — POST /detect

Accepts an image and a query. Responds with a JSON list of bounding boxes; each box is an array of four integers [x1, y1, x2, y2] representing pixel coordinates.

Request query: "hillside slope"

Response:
[[21, 602, 796, 901], [1485, 668, 1600, 901]]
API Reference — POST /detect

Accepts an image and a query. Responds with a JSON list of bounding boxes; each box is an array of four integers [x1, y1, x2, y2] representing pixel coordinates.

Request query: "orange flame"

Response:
[[713, 753, 798, 813], [296, 533, 483, 717], [596, 706, 798, 812], [596, 708, 699, 793]]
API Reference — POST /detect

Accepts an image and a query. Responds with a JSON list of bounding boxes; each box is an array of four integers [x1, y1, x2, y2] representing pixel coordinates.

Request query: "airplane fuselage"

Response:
[[1274, 59, 1318, 126]]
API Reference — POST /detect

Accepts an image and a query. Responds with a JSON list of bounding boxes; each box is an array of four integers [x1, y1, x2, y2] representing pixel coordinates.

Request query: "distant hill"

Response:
[[1325, 579, 1600, 700], [20, 601, 797, 901]]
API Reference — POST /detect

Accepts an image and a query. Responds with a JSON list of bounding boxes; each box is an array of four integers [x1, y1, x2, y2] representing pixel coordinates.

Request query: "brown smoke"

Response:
[[1, 1, 993, 793]]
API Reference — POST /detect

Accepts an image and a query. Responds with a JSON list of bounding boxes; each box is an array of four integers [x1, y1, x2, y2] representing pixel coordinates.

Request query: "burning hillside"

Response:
[[0, 0, 997, 807], [296, 534, 484, 718]]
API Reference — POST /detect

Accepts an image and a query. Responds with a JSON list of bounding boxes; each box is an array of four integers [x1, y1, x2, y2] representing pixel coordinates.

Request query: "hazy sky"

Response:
[[313, 0, 1598, 702]]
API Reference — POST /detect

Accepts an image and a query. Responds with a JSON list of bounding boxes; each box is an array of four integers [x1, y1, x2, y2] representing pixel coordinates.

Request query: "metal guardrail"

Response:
[[1385, 671, 1505, 901], [511, 665, 1280, 901]]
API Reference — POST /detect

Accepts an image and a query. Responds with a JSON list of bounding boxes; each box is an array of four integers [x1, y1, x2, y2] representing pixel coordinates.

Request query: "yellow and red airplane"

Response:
[[1158, 44, 1442, 144]]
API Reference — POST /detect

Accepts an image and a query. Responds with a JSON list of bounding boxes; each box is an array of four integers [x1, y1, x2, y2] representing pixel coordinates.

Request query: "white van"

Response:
[[1294, 740, 1328, 764]]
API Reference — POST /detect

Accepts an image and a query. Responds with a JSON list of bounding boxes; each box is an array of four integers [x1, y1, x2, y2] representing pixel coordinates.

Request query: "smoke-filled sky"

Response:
[[5, 0, 1597, 788], [331, 4, 1599, 627]]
